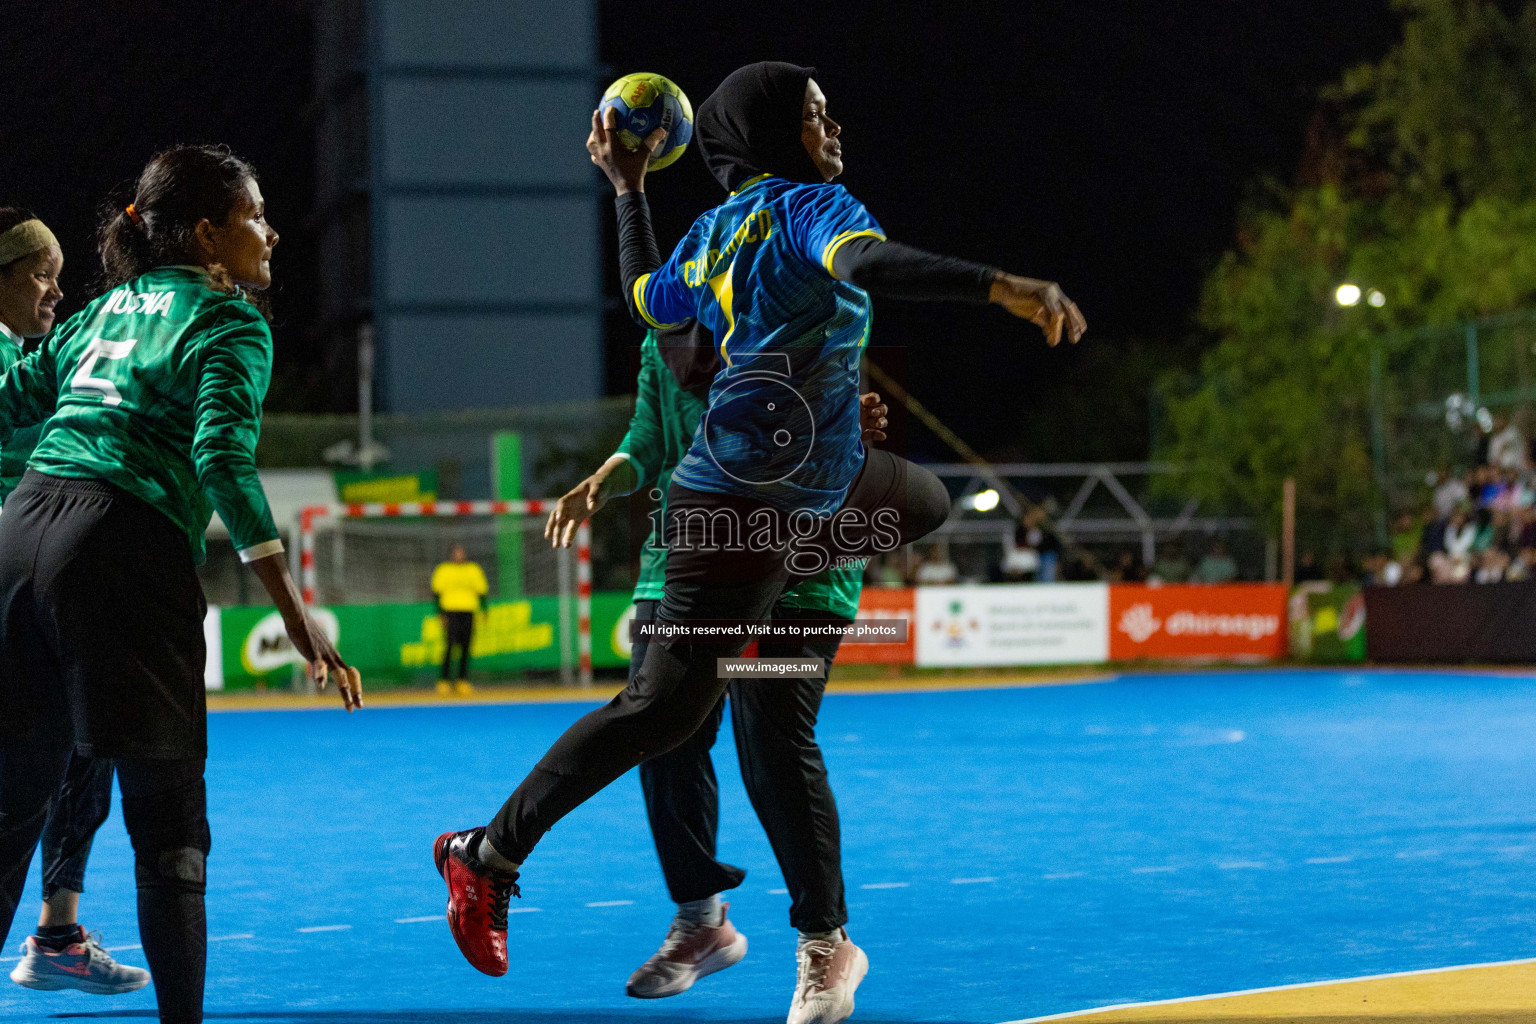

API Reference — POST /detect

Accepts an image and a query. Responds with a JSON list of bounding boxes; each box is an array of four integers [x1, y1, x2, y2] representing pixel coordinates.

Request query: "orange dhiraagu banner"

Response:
[[836, 587, 916, 664], [1109, 584, 1287, 661]]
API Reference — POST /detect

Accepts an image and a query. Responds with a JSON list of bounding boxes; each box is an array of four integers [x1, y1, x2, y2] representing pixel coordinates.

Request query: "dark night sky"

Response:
[[3, 0, 1399, 456]]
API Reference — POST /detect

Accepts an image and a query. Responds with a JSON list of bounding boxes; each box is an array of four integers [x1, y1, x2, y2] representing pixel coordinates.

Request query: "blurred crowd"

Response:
[[1365, 412, 1536, 586]]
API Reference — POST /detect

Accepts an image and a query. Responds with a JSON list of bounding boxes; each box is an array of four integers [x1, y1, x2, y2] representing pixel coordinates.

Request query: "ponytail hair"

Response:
[[98, 144, 259, 297]]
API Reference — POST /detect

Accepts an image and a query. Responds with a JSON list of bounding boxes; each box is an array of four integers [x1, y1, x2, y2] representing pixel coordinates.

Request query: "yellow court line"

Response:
[[206, 670, 1117, 713], [1001, 957, 1536, 1023]]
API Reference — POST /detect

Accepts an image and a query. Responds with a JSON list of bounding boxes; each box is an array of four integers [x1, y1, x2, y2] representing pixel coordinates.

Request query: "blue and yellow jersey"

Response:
[[634, 175, 884, 515]]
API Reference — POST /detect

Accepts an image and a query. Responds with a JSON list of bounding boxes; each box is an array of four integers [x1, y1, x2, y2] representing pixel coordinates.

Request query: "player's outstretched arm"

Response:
[[989, 273, 1087, 347], [248, 553, 363, 711], [830, 237, 1086, 346], [545, 455, 638, 549]]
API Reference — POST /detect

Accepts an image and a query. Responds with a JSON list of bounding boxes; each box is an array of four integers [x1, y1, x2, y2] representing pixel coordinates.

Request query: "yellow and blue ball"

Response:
[[599, 73, 694, 171]]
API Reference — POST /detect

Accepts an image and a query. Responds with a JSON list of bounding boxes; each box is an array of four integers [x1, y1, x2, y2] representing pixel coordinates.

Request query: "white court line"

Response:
[[1130, 866, 1175, 874], [768, 888, 789, 894], [1305, 855, 1353, 864], [586, 900, 634, 907], [859, 882, 909, 890], [950, 876, 997, 884], [995, 955, 1536, 1023], [1218, 861, 1267, 870], [395, 915, 441, 923], [1042, 872, 1083, 880], [104, 943, 142, 952], [210, 933, 255, 941], [296, 924, 352, 933]]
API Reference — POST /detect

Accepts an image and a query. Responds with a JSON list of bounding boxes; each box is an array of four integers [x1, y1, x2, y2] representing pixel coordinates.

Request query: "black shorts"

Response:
[[0, 472, 208, 759]]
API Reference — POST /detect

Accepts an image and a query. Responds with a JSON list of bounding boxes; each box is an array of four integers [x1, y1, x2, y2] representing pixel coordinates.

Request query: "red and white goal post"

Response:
[[296, 500, 592, 686]]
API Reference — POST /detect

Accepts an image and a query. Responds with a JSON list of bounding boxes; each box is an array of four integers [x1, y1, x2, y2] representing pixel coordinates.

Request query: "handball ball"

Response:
[[599, 73, 694, 171]]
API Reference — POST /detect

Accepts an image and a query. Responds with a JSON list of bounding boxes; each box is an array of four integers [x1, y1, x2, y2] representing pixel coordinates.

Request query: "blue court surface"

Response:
[[4, 668, 1536, 1023]]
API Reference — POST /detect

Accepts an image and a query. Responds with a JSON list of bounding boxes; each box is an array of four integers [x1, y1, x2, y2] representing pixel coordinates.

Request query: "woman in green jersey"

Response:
[[0, 146, 360, 1024], [0, 207, 150, 995], [545, 324, 888, 1009]]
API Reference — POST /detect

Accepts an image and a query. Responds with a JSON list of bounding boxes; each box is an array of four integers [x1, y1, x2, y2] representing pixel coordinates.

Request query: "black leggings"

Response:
[[636, 601, 849, 933], [488, 448, 948, 862], [441, 611, 474, 680], [39, 752, 115, 900], [0, 735, 207, 1023]]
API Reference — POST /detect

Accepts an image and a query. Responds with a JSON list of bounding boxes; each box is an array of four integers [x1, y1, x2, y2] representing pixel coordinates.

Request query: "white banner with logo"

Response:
[[915, 583, 1110, 667]]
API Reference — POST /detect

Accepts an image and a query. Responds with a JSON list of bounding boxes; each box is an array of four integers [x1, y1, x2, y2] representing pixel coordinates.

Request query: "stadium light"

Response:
[[1367, 289, 1386, 307], [966, 488, 1001, 512], [1335, 283, 1362, 307]]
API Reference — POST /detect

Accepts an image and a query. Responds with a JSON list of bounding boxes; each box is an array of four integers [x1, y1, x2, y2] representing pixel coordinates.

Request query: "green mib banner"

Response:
[[1288, 583, 1367, 663], [218, 593, 634, 688]]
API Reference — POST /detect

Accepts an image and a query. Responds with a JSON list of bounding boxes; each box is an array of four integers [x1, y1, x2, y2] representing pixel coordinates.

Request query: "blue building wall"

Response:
[[367, 0, 601, 412]]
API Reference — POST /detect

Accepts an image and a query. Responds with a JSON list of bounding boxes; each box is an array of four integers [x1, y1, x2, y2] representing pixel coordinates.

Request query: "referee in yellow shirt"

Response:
[[431, 545, 488, 695]]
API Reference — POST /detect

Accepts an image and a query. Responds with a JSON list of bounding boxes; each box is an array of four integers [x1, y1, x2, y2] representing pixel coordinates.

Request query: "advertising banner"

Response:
[[215, 592, 632, 689], [1109, 584, 1286, 661], [836, 587, 916, 664], [1365, 582, 1536, 663], [1288, 583, 1367, 663], [915, 584, 1110, 667]]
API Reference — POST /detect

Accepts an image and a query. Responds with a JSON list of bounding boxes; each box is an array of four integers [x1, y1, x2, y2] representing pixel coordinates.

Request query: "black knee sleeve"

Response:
[[121, 778, 210, 894]]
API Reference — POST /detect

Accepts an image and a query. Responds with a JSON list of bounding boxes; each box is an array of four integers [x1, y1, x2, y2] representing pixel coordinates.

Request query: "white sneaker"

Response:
[[787, 928, 868, 1024], [626, 903, 748, 998], [9, 930, 150, 994]]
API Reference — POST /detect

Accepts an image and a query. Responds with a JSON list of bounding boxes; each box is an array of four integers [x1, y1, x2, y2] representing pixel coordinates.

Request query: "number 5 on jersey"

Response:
[[72, 338, 139, 407]]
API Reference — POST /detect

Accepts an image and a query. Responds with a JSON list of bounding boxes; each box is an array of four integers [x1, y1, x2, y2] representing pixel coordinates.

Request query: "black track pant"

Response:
[[635, 600, 849, 933], [441, 611, 474, 680], [39, 752, 115, 900], [0, 474, 210, 1024], [488, 448, 948, 863]]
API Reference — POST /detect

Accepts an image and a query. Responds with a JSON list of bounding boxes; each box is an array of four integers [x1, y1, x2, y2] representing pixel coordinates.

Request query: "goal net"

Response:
[[298, 500, 592, 685]]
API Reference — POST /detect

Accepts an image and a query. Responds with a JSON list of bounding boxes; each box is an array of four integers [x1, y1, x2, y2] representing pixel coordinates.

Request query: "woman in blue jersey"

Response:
[[435, 65, 1084, 1011], [0, 146, 360, 1024]]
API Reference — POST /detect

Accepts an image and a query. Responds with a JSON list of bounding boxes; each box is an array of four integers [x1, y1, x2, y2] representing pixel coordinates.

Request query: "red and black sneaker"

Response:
[[433, 827, 521, 977]]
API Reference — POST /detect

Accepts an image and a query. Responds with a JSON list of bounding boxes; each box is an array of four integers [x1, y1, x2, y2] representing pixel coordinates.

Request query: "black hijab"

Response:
[[695, 62, 824, 193]]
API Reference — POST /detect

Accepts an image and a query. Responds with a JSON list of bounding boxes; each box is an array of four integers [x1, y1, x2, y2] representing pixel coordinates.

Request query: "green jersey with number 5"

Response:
[[0, 266, 280, 565]]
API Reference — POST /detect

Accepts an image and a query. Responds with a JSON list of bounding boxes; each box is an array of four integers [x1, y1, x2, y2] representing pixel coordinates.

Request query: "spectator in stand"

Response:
[[1109, 549, 1144, 583], [1488, 411, 1530, 472], [913, 544, 959, 585], [431, 543, 488, 696], [1294, 550, 1323, 583], [1508, 547, 1536, 582], [1432, 466, 1469, 518], [1009, 508, 1061, 583], [1390, 511, 1421, 564], [1150, 539, 1190, 584], [1418, 506, 1448, 563], [1192, 538, 1238, 584], [1476, 547, 1511, 584]]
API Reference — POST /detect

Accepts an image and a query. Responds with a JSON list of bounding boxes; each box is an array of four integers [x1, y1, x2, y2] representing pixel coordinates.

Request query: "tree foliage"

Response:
[[1158, 0, 1536, 551]]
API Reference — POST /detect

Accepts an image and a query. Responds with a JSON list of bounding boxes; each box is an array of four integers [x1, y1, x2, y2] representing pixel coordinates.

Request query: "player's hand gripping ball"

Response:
[[599, 73, 694, 171]]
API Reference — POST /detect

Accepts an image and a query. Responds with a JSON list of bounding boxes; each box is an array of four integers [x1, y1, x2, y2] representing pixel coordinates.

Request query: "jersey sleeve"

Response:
[[0, 326, 65, 438], [191, 306, 281, 560], [634, 224, 705, 330], [782, 184, 887, 277], [471, 565, 489, 596], [612, 334, 667, 493]]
